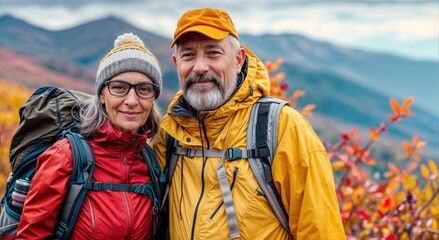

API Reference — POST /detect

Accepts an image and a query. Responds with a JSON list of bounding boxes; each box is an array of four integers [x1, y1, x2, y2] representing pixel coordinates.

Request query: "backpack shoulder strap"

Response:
[[162, 133, 179, 207], [54, 131, 95, 240], [247, 96, 291, 232], [141, 144, 165, 239], [165, 133, 178, 185]]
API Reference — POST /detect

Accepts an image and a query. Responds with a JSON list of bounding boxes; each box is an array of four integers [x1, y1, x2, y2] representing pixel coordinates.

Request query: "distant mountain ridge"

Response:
[[239, 34, 439, 116], [0, 15, 437, 158]]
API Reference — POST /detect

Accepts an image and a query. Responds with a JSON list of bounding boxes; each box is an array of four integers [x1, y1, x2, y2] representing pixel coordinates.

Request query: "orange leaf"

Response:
[[406, 161, 417, 173], [401, 97, 414, 114], [351, 142, 362, 153], [412, 136, 419, 145], [390, 98, 401, 115], [270, 75, 283, 85], [301, 104, 315, 117], [271, 88, 282, 95], [275, 58, 283, 68], [332, 161, 346, 171], [420, 164, 430, 179], [403, 141, 412, 156], [384, 171, 395, 179], [342, 201, 353, 212], [365, 158, 376, 165], [291, 90, 305, 100], [370, 127, 379, 142], [288, 98, 297, 107], [428, 160, 438, 173], [412, 136, 426, 149], [388, 162, 399, 174], [273, 72, 285, 82], [265, 61, 274, 71]]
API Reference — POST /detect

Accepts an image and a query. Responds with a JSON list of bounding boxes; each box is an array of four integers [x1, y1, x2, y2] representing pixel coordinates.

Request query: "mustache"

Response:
[[185, 73, 221, 88]]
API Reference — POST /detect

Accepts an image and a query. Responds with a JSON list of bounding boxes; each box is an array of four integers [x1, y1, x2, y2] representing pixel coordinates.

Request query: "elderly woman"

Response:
[[15, 33, 162, 239]]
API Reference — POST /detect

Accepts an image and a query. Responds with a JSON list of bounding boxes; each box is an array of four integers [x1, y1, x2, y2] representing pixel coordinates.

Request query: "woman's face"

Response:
[[100, 71, 155, 134]]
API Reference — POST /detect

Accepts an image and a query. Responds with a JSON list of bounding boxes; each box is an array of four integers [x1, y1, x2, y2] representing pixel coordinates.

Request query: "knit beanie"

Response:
[[96, 33, 162, 98]]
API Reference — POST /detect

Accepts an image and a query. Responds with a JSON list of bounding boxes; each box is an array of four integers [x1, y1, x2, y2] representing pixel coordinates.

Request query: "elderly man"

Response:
[[153, 7, 345, 240]]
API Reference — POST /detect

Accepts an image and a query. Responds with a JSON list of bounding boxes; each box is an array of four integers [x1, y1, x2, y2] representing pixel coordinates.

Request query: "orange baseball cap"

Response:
[[171, 8, 239, 48]]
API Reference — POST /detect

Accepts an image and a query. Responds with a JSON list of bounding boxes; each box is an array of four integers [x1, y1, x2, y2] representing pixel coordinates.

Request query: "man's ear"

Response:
[[236, 47, 246, 73], [172, 54, 177, 67]]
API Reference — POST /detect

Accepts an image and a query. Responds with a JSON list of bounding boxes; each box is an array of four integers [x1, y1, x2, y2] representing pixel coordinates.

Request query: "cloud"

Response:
[[1, 0, 437, 60]]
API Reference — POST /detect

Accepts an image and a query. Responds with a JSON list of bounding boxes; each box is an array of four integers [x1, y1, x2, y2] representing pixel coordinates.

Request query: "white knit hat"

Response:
[[96, 33, 162, 98]]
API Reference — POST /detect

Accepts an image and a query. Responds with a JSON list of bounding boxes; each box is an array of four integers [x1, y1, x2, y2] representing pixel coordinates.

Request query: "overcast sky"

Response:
[[1, 0, 437, 61]]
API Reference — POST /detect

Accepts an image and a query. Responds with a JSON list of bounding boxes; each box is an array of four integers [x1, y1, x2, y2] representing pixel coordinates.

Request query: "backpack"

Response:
[[164, 96, 291, 239], [0, 86, 165, 239]]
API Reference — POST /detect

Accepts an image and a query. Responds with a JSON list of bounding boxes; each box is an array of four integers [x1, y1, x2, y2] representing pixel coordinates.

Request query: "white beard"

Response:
[[184, 73, 237, 111]]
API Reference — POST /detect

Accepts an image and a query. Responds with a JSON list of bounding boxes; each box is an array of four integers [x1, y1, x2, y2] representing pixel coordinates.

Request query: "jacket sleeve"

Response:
[[273, 107, 346, 239], [15, 139, 73, 239]]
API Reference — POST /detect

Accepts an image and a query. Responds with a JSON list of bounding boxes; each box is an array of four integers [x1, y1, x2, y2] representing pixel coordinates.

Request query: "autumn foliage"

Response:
[[267, 58, 439, 239], [0, 79, 33, 196]]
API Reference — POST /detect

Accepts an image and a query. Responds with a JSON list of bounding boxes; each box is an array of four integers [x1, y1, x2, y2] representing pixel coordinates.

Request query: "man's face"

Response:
[[173, 34, 245, 111]]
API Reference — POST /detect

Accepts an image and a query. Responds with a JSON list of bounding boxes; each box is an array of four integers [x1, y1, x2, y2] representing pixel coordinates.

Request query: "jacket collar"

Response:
[[91, 121, 147, 152]]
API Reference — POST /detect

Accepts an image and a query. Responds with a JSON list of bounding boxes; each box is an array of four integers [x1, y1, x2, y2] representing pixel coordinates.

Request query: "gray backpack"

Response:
[[164, 96, 291, 239]]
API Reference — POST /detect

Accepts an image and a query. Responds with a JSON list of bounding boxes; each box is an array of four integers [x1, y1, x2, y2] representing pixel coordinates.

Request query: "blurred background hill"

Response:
[[0, 15, 438, 164]]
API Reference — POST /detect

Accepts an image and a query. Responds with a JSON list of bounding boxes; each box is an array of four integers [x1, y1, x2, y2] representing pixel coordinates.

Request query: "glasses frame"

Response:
[[104, 80, 159, 99]]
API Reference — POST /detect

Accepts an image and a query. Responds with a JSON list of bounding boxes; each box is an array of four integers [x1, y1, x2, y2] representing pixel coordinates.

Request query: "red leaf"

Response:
[[355, 210, 371, 221], [386, 234, 398, 240], [376, 209, 384, 219], [379, 122, 387, 132], [382, 196, 394, 209]]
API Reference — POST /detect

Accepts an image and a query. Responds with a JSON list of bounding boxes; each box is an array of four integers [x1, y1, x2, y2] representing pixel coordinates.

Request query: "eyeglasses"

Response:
[[105, 80, 158, 99]]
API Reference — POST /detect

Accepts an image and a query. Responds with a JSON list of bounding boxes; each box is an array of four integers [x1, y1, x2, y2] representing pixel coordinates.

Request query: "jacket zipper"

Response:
[[122, 138, 136, 237], [209, 167, 239, 220], [190, 116, 209, 240]]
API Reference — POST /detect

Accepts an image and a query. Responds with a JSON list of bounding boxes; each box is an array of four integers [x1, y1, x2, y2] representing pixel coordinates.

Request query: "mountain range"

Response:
[[0, 15, 437, 160]]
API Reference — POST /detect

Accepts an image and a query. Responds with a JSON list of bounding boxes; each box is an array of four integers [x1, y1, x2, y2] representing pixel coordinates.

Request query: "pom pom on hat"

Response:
[[115, 33, 145, 46], [96, 33, 162, 98]]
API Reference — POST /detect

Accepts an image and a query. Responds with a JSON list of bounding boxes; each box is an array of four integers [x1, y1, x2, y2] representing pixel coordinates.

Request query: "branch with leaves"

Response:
[[265, 59, 439, 240]]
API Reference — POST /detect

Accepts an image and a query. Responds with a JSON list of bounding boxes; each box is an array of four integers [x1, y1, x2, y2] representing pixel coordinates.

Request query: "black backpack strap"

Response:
[[161, 133, 179, 210], [155, 133, 178, 240], [82, 182, 155, 195], [165, 133, 178, 185], [141, 144, 165, 240], [54, 132, 95, 240]]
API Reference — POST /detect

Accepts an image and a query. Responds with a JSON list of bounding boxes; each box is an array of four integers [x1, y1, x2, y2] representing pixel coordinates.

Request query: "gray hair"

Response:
[[227, 35, 240, 53], [77, 96, 161, 141]]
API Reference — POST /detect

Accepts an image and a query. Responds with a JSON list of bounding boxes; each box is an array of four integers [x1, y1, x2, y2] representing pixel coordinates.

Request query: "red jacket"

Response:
[[16, 122, 154, 239]]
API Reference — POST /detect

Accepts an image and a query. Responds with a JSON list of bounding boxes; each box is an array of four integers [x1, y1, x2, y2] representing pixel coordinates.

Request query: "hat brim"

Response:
[[170, 25, 229, 48]]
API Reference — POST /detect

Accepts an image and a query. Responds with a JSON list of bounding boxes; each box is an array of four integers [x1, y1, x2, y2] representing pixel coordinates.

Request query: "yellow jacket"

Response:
[[153, 47, 345, 240]]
